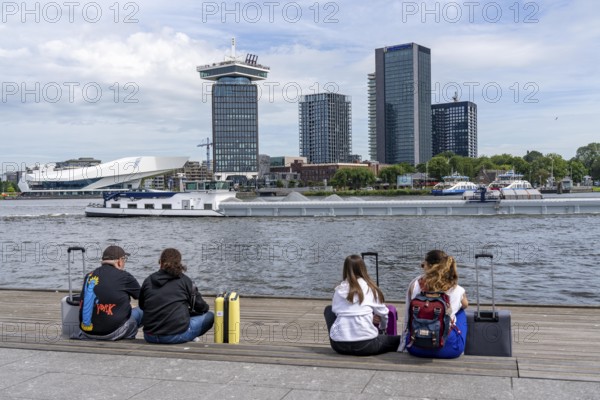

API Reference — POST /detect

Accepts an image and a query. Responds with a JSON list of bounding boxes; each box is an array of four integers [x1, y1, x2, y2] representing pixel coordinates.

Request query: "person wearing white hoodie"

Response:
[[324, 255, 401, 356]]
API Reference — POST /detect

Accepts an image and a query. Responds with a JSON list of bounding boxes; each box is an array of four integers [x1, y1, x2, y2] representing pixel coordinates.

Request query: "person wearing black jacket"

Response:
[[73, 245, 142, 340], [139, 248, 214, 344]]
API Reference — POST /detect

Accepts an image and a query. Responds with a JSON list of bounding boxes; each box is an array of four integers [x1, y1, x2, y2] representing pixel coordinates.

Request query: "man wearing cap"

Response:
[[73, 245, 143, 340]]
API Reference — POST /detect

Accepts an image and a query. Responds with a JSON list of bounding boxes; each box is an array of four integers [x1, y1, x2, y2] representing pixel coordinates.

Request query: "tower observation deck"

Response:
[[196, 39, 270, 182], [196, 39, 270, 81]]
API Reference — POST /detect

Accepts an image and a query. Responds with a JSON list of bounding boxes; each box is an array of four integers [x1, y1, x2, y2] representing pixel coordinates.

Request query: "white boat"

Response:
[[85, 181, 237, 217], [432, 174, 478, 196], [486, 171, 543, 199], [488, 170, 528, 191], [84, 180, 600, 218]]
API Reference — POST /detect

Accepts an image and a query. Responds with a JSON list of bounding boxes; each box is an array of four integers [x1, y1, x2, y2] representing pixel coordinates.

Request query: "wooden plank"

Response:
[[0, 290, 598, 382]]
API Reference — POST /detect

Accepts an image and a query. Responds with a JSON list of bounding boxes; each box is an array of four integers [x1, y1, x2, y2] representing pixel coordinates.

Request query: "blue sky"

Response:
[[1, 0, 598, 168]]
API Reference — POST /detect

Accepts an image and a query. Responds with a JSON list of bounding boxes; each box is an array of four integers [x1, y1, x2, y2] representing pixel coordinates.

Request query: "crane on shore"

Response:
[[197, 138, 213, 176]]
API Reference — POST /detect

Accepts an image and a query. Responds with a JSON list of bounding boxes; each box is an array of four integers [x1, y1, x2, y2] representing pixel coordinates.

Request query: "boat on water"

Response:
[[85, 183, 600, 217], [431, 174, 478, 196], [85, 181, 237, 217], [485, 170, 543, 200], [488, 170, 528, 190]]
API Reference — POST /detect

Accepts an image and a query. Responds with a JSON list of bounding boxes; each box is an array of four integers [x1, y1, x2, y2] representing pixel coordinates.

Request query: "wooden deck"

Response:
[[0, 290, 598, 382]]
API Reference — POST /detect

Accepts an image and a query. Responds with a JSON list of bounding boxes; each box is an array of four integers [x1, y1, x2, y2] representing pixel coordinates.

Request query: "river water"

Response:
[[1, 196, 599, 306]]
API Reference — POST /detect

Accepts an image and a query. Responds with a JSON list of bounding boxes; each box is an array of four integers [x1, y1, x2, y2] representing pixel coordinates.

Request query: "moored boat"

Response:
[[432, 174, 478, 196]]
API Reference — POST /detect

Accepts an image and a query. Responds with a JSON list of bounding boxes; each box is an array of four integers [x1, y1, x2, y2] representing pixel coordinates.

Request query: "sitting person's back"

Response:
[[73, 245, 142, 341], [139, 248, 213, 344], [400, 250, 468, 358], [324, 254, 400, 356]]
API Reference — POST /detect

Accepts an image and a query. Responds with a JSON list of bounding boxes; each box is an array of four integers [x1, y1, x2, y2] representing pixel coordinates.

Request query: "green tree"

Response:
[[523, 150, 544, 163], [591, 158, 600, 181], [331, 168, 375, 190], [426, 156, 452, 180], [288, 180, 296, 188], [568, 159, 587, 183], [474, 156, 496, 173], [575, 143, 600, 171], [275, 180, 284, 188], [546, 153, 568, 179], [379, 165, 406, 186]]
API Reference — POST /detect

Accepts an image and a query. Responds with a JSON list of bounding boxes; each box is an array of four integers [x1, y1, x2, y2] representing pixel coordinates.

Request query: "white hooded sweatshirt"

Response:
[[330, 278, 389, 342]]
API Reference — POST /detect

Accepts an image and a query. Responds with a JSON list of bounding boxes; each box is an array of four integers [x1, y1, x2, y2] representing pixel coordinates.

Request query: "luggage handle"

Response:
[[361, 252, 379, 286], [67, 247, 86, 302], [473, 253, 496, 319]]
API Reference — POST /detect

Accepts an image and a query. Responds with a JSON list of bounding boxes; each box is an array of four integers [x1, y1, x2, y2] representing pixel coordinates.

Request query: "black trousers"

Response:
[[324, 306, 400, 356]]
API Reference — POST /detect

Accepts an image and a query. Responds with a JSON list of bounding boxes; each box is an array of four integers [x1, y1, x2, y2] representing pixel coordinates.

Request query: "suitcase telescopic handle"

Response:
[[475, 253, 493, 259], [474, 253, 495, 319], [361, 252, 379, 286], [67, 247, 86, 301]]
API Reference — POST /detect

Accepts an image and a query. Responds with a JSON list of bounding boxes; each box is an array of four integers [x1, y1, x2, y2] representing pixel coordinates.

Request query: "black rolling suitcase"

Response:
[[465, 253, 512, 357], [61, 246, 86, 338]]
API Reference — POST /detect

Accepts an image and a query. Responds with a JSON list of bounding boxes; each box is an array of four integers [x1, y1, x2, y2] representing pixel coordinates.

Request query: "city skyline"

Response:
[[1, 1, 598, 168]]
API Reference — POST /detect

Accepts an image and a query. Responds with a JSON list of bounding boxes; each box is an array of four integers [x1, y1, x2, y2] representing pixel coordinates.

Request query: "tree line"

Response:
[[330, 142, 600, 190], [0, 181, 18, 194]]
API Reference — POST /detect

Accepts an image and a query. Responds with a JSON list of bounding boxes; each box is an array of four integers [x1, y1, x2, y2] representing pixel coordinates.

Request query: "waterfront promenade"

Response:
[[0, 290, 599, 399]]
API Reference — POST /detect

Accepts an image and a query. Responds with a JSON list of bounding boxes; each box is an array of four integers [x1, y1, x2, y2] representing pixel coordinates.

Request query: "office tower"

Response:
[[432, 100, 478, 158], [374, 43, 432, 165], [299, 92, 352, 164], [197, 39, 269, 181], [367, 73, 377, 161]]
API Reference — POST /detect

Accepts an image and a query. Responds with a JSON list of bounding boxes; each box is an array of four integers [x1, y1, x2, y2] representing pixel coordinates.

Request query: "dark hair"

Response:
[[342, 254, 384, 304], [159, 248, 186, 277]]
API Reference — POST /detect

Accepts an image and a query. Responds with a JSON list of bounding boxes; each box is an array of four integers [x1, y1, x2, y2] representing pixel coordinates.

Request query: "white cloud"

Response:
[[1, 0, 599, 167]]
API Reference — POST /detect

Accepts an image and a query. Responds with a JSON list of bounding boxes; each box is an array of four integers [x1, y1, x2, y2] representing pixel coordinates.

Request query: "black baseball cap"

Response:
[[102, 245, 130, 260]]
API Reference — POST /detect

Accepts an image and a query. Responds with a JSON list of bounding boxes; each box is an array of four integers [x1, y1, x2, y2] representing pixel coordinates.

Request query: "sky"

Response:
[[1, 0, 599, 170]]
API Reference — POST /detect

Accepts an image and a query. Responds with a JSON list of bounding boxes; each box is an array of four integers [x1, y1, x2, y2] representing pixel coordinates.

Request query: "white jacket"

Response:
[[330, 278, 389, 342]]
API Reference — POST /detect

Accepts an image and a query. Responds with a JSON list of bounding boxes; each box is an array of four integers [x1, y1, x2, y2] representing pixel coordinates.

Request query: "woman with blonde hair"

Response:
[[139, 248, 214, 344], [324, 255, 400, 356], [400, 249, 468, 358]]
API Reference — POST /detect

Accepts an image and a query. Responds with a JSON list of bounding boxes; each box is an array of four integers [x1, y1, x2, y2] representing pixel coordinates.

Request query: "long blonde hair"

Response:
[[342, 255, 384, 304], [420, 250, 458, 292]]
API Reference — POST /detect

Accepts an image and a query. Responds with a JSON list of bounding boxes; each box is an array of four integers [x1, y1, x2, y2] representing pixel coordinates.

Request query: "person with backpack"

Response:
[[323, 255, 401, 356], [399, 250, 468, 358]]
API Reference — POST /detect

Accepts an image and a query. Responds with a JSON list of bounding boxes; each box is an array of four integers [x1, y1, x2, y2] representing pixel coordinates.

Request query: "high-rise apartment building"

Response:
[[367, 73, 377, 161], [299, 93, 352, 164], [373, 43, 432, 165], [197, 39, 269, 181], [432, 100, 478, 158]]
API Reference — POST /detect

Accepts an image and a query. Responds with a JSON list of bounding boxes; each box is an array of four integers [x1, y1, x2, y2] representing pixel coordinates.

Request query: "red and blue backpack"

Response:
[[407, 282, 453, 349]]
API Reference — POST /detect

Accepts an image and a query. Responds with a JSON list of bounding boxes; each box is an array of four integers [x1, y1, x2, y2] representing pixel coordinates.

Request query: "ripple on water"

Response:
[[1, 201, 599, 305]]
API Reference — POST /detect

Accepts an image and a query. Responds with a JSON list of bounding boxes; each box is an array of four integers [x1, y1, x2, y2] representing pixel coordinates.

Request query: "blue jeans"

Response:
[[407, 309, 468, 359], [144, 312, 214, 344]]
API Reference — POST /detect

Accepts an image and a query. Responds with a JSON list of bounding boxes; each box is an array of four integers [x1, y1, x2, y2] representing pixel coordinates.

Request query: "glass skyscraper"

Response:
[[432, 100, 478, 158], [197, 42, 269, 181], [299, 93, 352, 164], [374, 43, 432, 165]]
